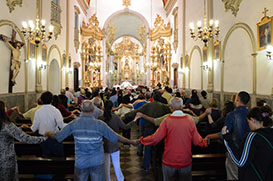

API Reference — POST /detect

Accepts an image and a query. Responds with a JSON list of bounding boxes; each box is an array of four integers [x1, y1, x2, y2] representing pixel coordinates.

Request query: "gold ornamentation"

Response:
[[222, 0, 243, 17], [106, 23, 116, 52], [6, 0, 22, 13], [257, 8, 273, 50], [122, 0, 131, 8], [81, 13, 105, 40], [149, 14, 172, 41], [138, 24, 147, 53], [172, 7, 178, 52], [74, 28, 80, 53], [113, 36, 140, 57]]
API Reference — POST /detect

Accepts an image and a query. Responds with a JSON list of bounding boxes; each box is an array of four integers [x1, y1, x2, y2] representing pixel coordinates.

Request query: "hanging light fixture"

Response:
[[21, 0, 54, 46], [189, 0, 219, 46]]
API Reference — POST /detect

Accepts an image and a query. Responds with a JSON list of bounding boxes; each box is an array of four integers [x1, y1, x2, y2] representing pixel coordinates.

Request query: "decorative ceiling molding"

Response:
[[81, 13, 105, 40], [164, 0, 177, 17], [76, 0, 89, 16], [149, 14, 172, 41], [6, 0, 22, 13], [222, 0, 243, 17]]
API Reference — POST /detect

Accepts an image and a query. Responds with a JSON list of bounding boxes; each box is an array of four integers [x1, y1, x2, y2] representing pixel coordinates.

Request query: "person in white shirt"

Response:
[[65, 87, 77, 104], [32, 91, 67, 157]]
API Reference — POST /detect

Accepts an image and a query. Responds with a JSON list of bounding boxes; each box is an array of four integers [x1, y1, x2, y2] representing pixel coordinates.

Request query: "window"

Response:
[[74, 6, 80, 53], [51, 0, 62, 39]]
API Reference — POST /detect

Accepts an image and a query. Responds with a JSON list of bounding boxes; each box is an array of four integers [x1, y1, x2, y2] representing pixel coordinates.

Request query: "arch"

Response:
[[47, 44, 62, 66], [189, 45, 203, 89], [47, 44, 62, 90], [221, 23, 257, 93], [48, 59, 61, 95], [0, 20, 28, 92], [103, 9, 150, 30]]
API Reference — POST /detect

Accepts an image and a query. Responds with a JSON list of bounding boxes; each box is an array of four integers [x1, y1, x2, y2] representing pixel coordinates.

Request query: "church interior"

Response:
[[0, 0, 273, 180]]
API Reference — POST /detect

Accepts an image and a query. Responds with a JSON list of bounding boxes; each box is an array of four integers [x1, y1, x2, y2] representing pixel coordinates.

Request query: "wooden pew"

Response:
[[192, 153, 226, 180], [17, 153, 226, 180], [15, 141, 75, 156]]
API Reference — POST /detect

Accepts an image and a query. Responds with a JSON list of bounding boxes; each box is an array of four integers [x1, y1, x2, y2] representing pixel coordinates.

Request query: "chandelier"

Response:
[[189, 0, 219, 46], [21, 0, 53, 46], [21, 18, 53, 46]]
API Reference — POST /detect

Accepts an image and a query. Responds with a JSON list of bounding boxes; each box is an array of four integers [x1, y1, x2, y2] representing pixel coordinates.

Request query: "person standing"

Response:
[[221, 91, 251, 180], [222, 106, 273, 181], [45, 100, 138, 181], [140, 97, 207, 181], [0, 101, 46, 180], [101, 100, 137, 181]]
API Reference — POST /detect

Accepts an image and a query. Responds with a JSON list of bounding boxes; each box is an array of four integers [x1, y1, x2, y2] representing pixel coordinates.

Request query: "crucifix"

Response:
[[0, 30, 24, 93], [263, 8, 268, 18]]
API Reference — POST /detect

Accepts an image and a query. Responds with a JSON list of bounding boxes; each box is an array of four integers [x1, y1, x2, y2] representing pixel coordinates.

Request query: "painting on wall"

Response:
[[185, 55, 189, 68], [203, 46, 208, 63], [42, 44, 47, 62], [180, 57, 183, 69], [213, 41, 221, 61], [28, 40, 36, 60], [257, 12, 273, 50], [62, 54, 66, 68]]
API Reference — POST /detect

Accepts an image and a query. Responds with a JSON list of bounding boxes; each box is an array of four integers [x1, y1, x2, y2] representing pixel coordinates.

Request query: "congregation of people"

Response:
[[1, 84, 273, 181]]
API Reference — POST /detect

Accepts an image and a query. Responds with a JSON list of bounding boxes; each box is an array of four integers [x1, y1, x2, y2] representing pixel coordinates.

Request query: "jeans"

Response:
[[104, 151, 124, 181], [143, 128, 155, 169], [74, 164, 105, 181], [162, 164, 192, 181], [138, 125, 144, 155]]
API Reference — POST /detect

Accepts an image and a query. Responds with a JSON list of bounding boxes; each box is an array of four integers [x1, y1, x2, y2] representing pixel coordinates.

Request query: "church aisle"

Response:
[[110, 126, 154, 181]]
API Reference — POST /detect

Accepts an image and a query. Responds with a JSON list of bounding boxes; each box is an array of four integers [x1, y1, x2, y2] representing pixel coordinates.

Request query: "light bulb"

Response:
[[209, 20, 214, 26], [189, 22, 194, 30], [41, 19, 46, 26], [197, 21, 202, 28], [28, 20, 34, 29], [22, 21, 28, 28], [215, 20, 219, 27], [49, 25, 54, 32]]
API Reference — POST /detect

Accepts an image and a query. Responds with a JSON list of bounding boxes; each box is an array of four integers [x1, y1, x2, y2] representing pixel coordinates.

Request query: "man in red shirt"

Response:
[[140, 97, 207, 181]]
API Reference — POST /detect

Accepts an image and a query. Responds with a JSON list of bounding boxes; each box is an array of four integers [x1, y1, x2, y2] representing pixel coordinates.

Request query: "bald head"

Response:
[[81, 100, 94, 113], [170, 97, 183, 110]]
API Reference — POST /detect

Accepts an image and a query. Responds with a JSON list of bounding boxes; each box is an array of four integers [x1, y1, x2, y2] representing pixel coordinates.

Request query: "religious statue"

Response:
[[1, 36, 23, 85]]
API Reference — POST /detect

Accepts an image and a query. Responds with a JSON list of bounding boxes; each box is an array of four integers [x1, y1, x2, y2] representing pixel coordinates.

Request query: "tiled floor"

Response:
[[109, 126, 154, 181]]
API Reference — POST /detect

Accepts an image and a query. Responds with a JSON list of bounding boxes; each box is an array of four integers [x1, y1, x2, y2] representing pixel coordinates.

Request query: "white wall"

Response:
[[48, 59, 61, 95], [190, 49, 202, 90]]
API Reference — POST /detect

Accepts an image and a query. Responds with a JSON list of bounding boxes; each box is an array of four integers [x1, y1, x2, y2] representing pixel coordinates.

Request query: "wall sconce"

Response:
[[68, 67, 73, 74], [201, 64, 209, 70], [266, 45, 273, 60], [39, 61, 47, 70]]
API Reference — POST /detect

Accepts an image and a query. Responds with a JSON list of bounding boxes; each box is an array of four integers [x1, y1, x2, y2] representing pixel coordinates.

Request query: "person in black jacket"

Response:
[[222, 106, 273, 181]]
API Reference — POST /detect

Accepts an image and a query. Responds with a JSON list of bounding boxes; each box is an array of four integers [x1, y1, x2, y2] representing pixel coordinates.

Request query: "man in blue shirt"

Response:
[[222, 91, 250, 180], [45, 100, 138, 181]]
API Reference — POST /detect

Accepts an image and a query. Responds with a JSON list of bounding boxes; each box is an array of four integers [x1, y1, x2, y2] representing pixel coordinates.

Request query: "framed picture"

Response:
[[28, 40, 36, 60], [69, 56, 72, 68], [180, 57, 183, 69], [213, 41, 221, 61], [185, 55, 189, 68], [203, 46, 208, 62], [42, 44, 47, 62], [257, 15, 273, 50], [62, 53, 66, 67]]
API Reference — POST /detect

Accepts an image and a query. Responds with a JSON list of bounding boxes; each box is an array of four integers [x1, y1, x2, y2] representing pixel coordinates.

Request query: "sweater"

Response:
[[140, 112, 207, 168]]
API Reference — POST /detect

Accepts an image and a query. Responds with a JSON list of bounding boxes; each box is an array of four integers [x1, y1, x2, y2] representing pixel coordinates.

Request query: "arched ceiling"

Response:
[[105, 12, 148, 46]]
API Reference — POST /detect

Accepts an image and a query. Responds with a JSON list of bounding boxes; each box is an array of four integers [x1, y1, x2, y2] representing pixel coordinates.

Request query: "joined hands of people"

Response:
[[21, 124, 30, 129], [131, 139, 140, 146], [221, 126, 229, 135]]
